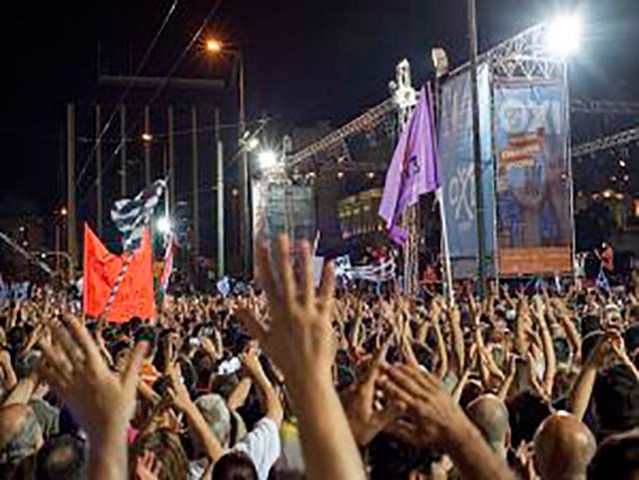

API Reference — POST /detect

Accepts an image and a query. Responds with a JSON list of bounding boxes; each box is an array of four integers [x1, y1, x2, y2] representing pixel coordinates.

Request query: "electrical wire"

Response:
[[84, 0, 226, 197], [75, 0, 180, 189]]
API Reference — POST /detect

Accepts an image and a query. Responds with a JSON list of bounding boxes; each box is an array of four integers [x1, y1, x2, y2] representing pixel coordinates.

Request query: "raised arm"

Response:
[[532, 300, 556, 398], [0, 349, 17, 392], [433, 318, 449, 379], [167, 362, 226, 462], [448, 307, 465, 374], [227, 377, 253, 412], [37, 317, 146, 480], [568, 333, 615, 421], [381, 364, 514, 480], [239, 236, 366, 480], [554, 300, 581, 364], [241, 345, 284, 427]]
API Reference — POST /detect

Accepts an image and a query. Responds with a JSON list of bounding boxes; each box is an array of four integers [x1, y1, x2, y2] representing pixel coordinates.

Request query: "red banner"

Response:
[[83, 225, 155, 323]]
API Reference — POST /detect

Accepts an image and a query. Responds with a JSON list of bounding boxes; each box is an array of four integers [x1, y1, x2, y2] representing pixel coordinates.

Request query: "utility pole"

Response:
[[168, 105, 176, 214], [237, 51, 251, 278], [144, 105, 151, 186], [66, 104, 77, 278], [191, 105, 200, 274], [95, 104, 103, 237], [55, 223, 61, 275], [120, 104, 127, 196], [215, 108, 225, 277], [469, 0, 486, 298]]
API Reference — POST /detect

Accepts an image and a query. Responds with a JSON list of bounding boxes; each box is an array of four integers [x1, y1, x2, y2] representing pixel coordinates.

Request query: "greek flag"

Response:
[[111, 179, 166, 251]]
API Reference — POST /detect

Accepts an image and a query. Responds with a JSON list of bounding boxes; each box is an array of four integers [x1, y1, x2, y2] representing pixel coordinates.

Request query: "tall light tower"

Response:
[[206, 38, 250, 277]]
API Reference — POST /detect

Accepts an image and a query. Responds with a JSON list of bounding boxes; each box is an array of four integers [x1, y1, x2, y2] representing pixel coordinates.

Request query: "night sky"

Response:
[[2, 0, 639, 214]]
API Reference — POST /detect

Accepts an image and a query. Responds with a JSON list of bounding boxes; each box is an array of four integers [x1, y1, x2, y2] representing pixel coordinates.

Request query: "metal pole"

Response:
[[95, 104, 103, 237], [215, 108, 225, 278], [433, 72, 455, 304], [144, 105, 152, 186], [564, 63, 577, 282], [163, 143, 170, 229], [191, 106, 200, 274], [238, 51, 251, 278], [168, 106, 176, 215], [120, 104, 127, 196], [66, 104, 77, 279], [55, 224, 61, 275], [468, 0, 486, 298]]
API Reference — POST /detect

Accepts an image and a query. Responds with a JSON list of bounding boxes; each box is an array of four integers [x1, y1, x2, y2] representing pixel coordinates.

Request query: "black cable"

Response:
[[84, 0, 226, 198], [75, 0, 180, 189]]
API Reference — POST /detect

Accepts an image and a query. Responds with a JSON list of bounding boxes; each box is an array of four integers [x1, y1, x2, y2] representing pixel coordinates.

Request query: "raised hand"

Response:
[[37, 316, 146, 479], [167, 361, 193, 413], [200, 336, 221, 361], [238, 235, 366, 480], [38, 317, 145, 442], [379, 363, 469, 449], [238, 235, 336, 390], [380, 363, 514, 480], [135, 450, 162, 480], [342, 340, 401, 446]]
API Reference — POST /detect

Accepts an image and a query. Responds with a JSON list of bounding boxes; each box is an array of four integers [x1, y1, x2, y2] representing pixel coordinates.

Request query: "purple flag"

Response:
[[379, 85, 440, 244]]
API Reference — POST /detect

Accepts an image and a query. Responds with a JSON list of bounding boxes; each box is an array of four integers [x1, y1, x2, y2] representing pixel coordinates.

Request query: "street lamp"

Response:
[[246, 137, 260, 151], [205, 36, 250, 277], [546, 14, 582, 57], [206, 38, 223, 54], [156, 216, 172, 234], [257, 150, 279, 171]]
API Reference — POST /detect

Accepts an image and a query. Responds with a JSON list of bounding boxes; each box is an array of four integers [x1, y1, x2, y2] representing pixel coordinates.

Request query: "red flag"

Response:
[[83, 225, 155, 323]]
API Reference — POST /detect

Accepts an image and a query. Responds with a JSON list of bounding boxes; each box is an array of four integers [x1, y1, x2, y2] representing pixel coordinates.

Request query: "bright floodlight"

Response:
[[546, 14, 582, 57], [156, 216, 172, 234], [206, 39, 223, 53], [247, 137, 260, 151], [257, 150, 278, 170]]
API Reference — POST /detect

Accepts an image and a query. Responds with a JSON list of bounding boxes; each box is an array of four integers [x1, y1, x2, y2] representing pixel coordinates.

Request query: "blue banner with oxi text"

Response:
[[493, 79, 572, 275], [439, 64, 496, 278]]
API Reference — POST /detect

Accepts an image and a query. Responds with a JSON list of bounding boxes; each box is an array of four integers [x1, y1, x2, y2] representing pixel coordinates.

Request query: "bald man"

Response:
[[466, 394, 511, 459], [533, 412, 597, 480]]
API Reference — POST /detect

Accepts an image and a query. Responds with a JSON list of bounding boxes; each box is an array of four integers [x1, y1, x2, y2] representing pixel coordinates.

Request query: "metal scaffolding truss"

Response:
[[572, 125, 639, 158], [450, 23, 566, 80], [287, 98, 396, 169], [288, 23, 570, 172], [571, 99, 639, 116]]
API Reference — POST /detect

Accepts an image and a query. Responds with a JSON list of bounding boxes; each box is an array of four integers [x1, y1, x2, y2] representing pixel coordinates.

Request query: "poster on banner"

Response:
[[439, 64, 496, 278], [493, 80, 572, 275]]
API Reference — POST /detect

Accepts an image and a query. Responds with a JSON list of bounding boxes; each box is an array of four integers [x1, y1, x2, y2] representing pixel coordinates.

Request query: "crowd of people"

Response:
[[0, 235, 638, 479]]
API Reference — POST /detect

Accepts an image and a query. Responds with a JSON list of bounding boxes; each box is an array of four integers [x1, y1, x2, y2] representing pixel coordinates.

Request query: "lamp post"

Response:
[[468, 0, 486, 299], [206, 38, 250, 278]]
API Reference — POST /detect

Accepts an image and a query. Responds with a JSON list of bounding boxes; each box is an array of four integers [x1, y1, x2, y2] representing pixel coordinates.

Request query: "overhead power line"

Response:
[[81, 0, 226, 198], [75, 0, 180, 189]]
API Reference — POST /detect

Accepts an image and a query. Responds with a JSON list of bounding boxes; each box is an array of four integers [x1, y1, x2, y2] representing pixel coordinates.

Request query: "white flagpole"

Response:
[[436, 188, 455, 305]]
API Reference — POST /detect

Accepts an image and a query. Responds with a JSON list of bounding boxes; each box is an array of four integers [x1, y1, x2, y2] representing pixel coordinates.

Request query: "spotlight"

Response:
[[156, 216, 172, 234], [257, 150, 278, 170], [246, 137, 260, 151], [546, 14, 582, 57]]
